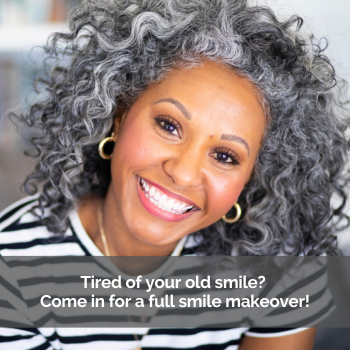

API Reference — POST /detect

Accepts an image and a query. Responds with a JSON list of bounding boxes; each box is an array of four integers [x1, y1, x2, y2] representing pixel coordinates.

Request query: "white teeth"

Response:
[[159, 194, 167, 206], [166, 199, 175, 209], [178, 203, 186, 212], [140, 177, 196, 215]]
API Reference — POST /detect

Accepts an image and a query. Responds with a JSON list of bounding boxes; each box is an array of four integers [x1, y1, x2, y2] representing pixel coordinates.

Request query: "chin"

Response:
[[128, 220, 183, 247]]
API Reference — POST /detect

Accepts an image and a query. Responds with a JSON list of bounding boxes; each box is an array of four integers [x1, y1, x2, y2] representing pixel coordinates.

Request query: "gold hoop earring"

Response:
[[222, 203, 241, 224], [98, 132, 115, 160]]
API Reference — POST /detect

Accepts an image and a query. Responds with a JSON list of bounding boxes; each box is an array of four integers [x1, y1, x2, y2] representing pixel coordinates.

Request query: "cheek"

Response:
[[206, 175, 246, 217], [112, 120, 161, 173]]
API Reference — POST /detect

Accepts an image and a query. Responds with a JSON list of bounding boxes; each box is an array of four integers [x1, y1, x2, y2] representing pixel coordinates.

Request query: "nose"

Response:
[[163, 145, 203, 188]]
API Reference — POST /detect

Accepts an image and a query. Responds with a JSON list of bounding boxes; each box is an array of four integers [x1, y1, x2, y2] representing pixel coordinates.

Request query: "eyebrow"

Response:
[[153, 97, 250, 157], [221, 134, 251, 157], [153, 98, 192, 120]]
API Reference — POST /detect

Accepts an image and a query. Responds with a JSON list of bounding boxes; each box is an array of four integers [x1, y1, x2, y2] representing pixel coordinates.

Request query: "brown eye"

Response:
[[214, 153, 232, 163], [213, 148, 240, 166], [155, 116, 181, 137]]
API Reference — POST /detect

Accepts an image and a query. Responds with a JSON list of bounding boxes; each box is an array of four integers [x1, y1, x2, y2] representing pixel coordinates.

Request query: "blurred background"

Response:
[[0, 0, 79, 210], [0, 0, 350, 348]]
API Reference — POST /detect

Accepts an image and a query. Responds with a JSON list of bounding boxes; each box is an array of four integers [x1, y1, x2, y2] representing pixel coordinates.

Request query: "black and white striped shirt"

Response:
[[0, 197, 333, 349]]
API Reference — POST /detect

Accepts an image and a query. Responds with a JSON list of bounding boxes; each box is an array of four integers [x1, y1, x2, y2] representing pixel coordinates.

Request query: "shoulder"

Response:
[[0, 196, 87, 256], [181, 234, 202, 256], [0, 196, 42, 233]]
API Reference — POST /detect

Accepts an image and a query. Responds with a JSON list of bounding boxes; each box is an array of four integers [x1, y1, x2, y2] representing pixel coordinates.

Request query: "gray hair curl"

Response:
[[13, 0, 350, 256]]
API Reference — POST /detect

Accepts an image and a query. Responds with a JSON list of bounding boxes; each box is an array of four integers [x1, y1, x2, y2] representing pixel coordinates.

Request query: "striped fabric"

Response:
[[0, 197, 332, 349]]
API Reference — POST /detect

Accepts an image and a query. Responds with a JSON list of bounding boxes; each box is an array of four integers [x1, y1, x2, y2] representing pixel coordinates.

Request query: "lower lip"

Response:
[[136, 177, 197, 222]]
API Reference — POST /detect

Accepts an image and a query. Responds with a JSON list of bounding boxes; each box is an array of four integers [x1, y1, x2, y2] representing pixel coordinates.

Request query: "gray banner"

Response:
[[0, 256, 348, 328]]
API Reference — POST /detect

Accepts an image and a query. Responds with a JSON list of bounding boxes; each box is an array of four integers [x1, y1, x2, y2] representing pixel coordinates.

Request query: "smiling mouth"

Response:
[[139, 177, 196, 215]]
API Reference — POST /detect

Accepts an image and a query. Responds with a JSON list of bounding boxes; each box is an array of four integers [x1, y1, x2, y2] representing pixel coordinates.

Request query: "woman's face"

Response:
[[108, 61, 265, 249]]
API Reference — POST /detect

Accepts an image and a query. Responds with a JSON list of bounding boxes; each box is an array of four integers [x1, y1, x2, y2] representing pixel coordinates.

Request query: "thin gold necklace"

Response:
[[97, 202, 186, 350], [97, 202, 110, 256]]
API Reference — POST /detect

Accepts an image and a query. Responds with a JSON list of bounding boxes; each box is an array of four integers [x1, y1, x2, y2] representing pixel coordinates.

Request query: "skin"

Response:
[[78, 61, 316, 349], [80, 61, 265, 256]]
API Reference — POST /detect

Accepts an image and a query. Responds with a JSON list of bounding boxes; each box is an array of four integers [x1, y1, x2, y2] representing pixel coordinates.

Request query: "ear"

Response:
[[112, 102, 129, 141]]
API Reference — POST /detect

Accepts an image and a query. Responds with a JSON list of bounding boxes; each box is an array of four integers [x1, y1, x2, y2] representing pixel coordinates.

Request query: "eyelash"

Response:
[[212, 147, 240, 166], [154, 116, 240, 166], [155, 115, 181, 137]]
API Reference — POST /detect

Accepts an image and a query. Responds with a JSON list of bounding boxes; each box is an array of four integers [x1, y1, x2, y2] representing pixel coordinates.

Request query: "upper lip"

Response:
[[139, 176, 200, 210]]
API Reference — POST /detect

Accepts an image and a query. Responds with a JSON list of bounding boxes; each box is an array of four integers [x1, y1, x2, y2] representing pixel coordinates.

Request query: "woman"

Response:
[[0, 0, 348, 348]]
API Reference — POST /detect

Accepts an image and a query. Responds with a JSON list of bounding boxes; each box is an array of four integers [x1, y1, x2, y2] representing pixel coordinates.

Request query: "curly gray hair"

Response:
[[13, 0, 350, 256]]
